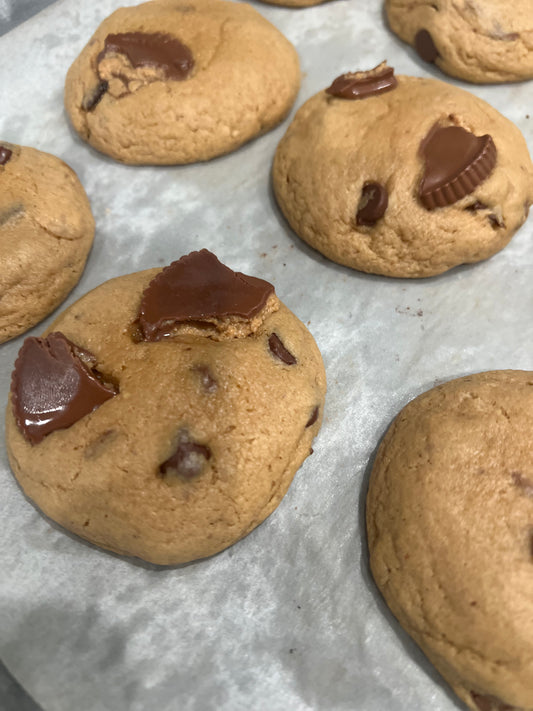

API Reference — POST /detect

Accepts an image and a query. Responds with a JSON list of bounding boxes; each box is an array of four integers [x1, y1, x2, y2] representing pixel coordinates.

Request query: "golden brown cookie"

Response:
[[257, 0, 331, 7], [6, 250, 326, 565], [386, 0, 533, 84], [367, 370, 533, 711], [64, 0, 301, 164], [0, 142, 94, 343], [272, 63, 533, 277]]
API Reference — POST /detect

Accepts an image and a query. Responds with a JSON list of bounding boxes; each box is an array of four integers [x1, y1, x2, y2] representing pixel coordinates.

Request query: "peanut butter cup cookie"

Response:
[[64, 0, 301, 164], [0, 142, 94, 343], [6, 250, 326, 565], [367, 370, 533, 711], [272, 63, 533, 277], [386, 0, 533, 84]]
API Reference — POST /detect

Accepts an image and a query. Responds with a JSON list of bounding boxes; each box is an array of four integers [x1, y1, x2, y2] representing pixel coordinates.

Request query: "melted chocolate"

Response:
[[268, 333, 297, 365], [415, 29, 439, 63], [101, 32, 194, 80], [138, 250, 274, 341], [0, 146, 13, 165], [356, 182, 389, 225], [419, 124, 497, 209], [471, 692, 516, 711], [326, 63, 397, 100], [11, 332, 117, 445], [82, 80, 109, 111], [160, 433, 211, 479]]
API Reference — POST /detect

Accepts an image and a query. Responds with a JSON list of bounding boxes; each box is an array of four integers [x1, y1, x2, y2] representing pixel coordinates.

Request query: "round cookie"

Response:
[[0, 142, 94, 343], [272, 63, 533, 277], [6, 250, 326, 565], [64, 0, 301, 164], [366, 371, 533, 711], [386, 0, 533, 84]]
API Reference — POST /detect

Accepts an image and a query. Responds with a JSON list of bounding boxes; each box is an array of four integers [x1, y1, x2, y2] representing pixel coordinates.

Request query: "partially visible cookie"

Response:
[[272, 63, 533, 277], [6, 250, 326, 565], [367, 371, 533, 711], [386, 0, 533, 83], [64, 0, 301, 164], [0, 143, 94, 343], [257, 0, 331, 7]]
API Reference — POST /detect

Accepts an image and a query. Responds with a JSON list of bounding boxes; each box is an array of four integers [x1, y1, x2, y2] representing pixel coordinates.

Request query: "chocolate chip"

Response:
[[356, 182, 389, 225], [470, 692, 516, 711], [305, 407, 319, 427], [488, 212, 505, 229], [414, 29, 439, 63], [10, 332, 118, 445], [137, 250, 274, 341], [465, 200, 488, 212], [193, 365, 217, 394], [419, 124, 497, 210], [100, 32, 194, 81], [82, 80, 108, 111], [160, 431, 211, 479], [326, 62, 397, 100], [0, 146, 13, 165], [512, 472, 533, 497], [268, 333, 297, 365]]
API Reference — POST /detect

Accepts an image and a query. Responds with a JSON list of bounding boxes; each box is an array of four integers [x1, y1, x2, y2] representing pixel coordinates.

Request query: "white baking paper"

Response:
[[0, 1, 532, 710]]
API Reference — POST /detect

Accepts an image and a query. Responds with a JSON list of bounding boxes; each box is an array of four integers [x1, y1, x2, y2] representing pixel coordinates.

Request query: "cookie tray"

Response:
[[1, 1, 532, 710]]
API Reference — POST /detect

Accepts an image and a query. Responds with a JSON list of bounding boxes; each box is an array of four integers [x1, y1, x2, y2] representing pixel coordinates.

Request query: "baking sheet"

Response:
[[1, 1, 532, 710]]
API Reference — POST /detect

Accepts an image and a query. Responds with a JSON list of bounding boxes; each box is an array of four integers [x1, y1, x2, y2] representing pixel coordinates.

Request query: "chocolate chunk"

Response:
[[356, 182, 389, 225], [193, 365, 217, 394], [138, 250, 274, 341], [268, 333, 297, 365], [160, 431, 211, 479], [488, 211, 505, 229], [100, 32, 194, 80], [419, 124, 497, 210], [326, 62, 397, 100], [11, 332, 117, 445], [82, 80, 109, 111], [465, 200, 488, 212], [0, 146, 12, 165], [305, 407, 319, 428], [415, 29, 439, 63], [471, 692, 516, 711]]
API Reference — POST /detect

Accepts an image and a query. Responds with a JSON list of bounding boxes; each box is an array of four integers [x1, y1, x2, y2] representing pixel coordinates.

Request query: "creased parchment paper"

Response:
[[1, 1, 532, 710]]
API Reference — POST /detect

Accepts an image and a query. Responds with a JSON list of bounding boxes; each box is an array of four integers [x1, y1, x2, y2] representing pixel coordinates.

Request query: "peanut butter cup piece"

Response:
[[419, 124, 497, 210], [11, 332, 117, 445], [326, 62, 397, 100], [138, 250, 275, 341], [99, 32, 194, 80]]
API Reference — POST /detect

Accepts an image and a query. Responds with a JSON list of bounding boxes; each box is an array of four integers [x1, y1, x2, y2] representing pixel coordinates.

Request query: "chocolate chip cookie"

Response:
[[272, 63, 533, 277], [64, 0, 301, 164], [0, 142, 94, 343], [386, 0, 533, 84], [367, 371, 533, 711], [6, 250, 326, 565]]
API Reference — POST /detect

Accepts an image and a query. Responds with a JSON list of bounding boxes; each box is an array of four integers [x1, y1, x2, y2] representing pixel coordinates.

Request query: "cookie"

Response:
[[366, 371, 533, 711], [257, 0, 331, 7], [386, 0, 533, 84], [272, 63, 533, 277], [6, 250, 326, 565], [0, 142, 94, 343], [64, 0, 301, 164]]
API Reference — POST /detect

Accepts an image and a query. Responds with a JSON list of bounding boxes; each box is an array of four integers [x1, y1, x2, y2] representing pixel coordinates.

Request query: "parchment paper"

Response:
[[1, 1, 532, 710]]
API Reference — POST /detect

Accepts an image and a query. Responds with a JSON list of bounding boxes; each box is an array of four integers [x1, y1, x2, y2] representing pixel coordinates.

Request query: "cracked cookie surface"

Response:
[[64, 0, 301, 164], [366, 370, 533, 711], [5, 251, 326, 565], [386, 0, 533, 83], [0, 143, 94, 343], [272, 67, 533, 277]]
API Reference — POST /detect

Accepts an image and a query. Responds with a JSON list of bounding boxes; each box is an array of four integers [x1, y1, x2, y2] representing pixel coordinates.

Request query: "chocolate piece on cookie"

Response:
[[0, 143, 94, 342], [6, 250, 326, 565], [64, 0, 301, 164], [366, 370, 533, 711], [386, 0, 533, 83], [273, 63, 533, 277]]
